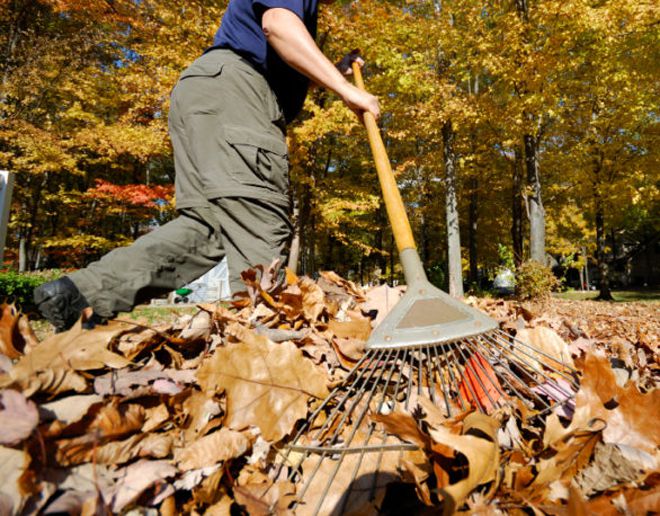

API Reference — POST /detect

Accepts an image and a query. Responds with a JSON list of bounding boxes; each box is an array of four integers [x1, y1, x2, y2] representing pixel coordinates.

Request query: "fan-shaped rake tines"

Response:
[[278, 329, 578, 514]]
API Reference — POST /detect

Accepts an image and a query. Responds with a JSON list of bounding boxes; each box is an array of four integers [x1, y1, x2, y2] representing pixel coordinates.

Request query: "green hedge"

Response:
[[0, 270, 63, 310]]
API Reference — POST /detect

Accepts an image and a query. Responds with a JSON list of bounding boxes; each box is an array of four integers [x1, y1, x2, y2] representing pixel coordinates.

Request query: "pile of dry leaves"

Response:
[[0, 264, 657, 515]]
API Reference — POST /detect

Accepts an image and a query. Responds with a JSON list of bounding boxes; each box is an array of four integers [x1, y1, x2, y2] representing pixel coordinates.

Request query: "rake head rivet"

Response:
[[385, 336, 392, 342], [419, 289, 426, 295]]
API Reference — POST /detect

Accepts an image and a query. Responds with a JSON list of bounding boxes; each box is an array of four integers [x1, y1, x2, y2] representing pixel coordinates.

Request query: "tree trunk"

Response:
[[287, 200, 301, 274], [511, 146, 524, 265], [374, 204, 387, 277], [442, 120, 464, 298], [18, 234, 27, 272], [468, 175, 478, 285], [524, 133, 546, 264], [595, 204, 613, 300]]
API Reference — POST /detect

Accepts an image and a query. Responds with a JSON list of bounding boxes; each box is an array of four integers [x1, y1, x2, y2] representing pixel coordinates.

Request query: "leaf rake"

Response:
[[277, 64, 579, 515]]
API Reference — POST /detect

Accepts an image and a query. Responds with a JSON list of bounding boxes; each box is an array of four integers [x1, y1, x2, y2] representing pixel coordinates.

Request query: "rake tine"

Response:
[[297, 348, 395, 507], [453, 339, 502, 412], [306, 348, 395, 514], [439, 342, 470, 411], [467, 337, 552, 411], [491, 330, 579, 388], [450, 340, 494, 413], [485, 332, 578, 397], [431, 343, 454, 417]]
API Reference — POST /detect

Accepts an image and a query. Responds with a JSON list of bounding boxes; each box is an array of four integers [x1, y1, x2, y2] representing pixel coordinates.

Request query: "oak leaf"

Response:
[[176, 428, 251, 471], [196, 336, 329, 442], [9, 321, 131, 384], [428, 413, 500, 515]]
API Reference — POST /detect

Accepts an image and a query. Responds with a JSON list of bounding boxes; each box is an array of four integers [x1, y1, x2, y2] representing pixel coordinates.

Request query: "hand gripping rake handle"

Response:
[[352, 62, 416, 254]]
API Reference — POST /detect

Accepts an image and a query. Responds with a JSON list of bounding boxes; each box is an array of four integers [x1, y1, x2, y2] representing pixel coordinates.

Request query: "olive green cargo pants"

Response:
[[70, 50, 292, 317]]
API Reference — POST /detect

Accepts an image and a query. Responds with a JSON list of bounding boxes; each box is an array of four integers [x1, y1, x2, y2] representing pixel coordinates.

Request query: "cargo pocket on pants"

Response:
[[224, 126, 289, 194], [178, 61, 224, 81]]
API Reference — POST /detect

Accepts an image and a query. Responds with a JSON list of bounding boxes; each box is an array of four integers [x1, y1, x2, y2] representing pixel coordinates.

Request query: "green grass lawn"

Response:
[[30, 304, 199, 341], [554, 290, 660, 302]]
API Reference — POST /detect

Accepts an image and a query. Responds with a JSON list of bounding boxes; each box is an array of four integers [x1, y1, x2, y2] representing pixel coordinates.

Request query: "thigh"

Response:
[[170, 52, 289, 207], [213, 197, 293, 293]]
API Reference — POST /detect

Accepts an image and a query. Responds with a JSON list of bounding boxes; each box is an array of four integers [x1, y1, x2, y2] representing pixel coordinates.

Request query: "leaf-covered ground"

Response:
[[0, 266, 658, 515]]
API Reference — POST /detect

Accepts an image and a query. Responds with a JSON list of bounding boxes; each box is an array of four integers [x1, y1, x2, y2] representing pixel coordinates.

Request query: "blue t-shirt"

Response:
[[211, 0, 319, 123]]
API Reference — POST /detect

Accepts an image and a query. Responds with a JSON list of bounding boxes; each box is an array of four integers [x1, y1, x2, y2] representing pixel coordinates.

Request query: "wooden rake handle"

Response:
[[352, 62, 416, 253]]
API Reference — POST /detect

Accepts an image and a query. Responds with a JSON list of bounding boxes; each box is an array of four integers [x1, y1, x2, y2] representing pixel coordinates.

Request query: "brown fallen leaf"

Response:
[[142, 404, 170, 433], [233, 480, 296, 516], [0, 365, 90, 398], [299, 277, 326, 322], [560, 352, 660, 454], [9, 321, 131, 382], [178, 310, 212, 341], [370, 410, 433, 449], [176, 428, 251, 471], [0, 390, 39, 445], [0, 446, 27, 514], [103, 459, 176, 513], [574, 442, 657, 496], [331, 337, 366, 366], [196, 336, 329, 442], [182, 390, 223, 444], [585, 481, 660, 514], [361, 284, 405, 326], [39, 395, 103, 425], [527, 417, 604, 502], [0, 303, 21, 359], [515, 327, 575, 369], [93, 368, 196, 397], [63, 431, 173, 466], [428, 413, 500, 515], [328, 318, 372, 341]]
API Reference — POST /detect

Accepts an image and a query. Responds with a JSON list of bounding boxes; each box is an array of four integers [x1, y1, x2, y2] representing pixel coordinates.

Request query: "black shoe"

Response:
[[34, 277, 92, 333]]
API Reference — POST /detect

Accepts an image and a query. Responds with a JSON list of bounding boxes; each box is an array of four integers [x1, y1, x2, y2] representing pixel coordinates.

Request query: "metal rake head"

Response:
[[278, 329, 578, 514]]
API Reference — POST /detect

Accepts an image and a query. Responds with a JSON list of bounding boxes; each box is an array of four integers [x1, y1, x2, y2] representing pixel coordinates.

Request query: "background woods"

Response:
[[1, 0, 658, 294]]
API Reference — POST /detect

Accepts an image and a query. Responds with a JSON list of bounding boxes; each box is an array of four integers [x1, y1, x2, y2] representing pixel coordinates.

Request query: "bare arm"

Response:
[[261, 7, 380, 119]]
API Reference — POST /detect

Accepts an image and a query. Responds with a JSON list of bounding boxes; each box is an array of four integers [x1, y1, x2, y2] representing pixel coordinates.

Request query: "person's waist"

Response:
[[203, 46, 265, 76]]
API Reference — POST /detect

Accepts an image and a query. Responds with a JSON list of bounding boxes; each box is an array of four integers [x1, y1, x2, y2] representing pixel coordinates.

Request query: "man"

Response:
[[34, 0, 380, 332]]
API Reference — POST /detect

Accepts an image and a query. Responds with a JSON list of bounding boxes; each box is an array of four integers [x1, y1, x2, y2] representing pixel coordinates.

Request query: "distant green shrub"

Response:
[[0, 270, 63, 309], [515, 261, 560, 301]]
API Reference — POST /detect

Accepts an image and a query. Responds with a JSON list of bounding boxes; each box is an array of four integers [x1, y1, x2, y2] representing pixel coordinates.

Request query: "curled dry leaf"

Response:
[[39, 395, 102, 425], [0, 303, 21, 359], [94, 368, 196, 397], [10, 321, 131, 383], [299, 277, 326, 322], [177, 428, 251, 471], [0, 446, 27, 514], [61, 431, 173, 466], [428, 413, 500, 515], [179, 310, 213, 341], [182, 391, 223, 444], [327, 318, 372, 341], [15, 367, 88, 398], [0, 389, 39, 445], [196, 336, 329, 442], [574, 442, 657, 496], [561, 352, 660, 454], [103, 459, 177, 513], [360, 284, 405, 326], [515, 327, 575, 369]]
